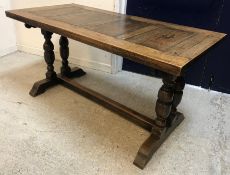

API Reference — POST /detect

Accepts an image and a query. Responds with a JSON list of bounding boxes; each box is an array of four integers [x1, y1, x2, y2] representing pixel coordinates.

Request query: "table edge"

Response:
[[5, 4, 227, 76]]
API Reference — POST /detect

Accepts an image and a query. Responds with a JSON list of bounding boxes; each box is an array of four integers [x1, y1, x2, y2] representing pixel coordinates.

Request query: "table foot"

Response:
[[30, 67, 86, 97], [29, 79, 59, 97], [62, 67, 86, 78], [59, 36, 86, 78], [133, 112, 184, 169]]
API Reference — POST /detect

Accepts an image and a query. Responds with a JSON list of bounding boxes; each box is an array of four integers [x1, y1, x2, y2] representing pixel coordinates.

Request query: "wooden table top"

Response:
[[6, 4, 226, 76]]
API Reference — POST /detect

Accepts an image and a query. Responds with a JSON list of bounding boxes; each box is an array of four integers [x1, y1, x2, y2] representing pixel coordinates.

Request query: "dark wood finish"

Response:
[[29, 30, 58, 97], [134, 75, 185, 169], [58, 74, 155, 131], [167, 77, 185, 127], [42, 30, 56, 80], [5, 4, 226, 170], [154, 75, 176, 131], [134, 112, 184, 169], [5, 4, 226, 76], [29, 79, 58, 97], [60, 36, 71, 76], [59, 36, 86, 78]]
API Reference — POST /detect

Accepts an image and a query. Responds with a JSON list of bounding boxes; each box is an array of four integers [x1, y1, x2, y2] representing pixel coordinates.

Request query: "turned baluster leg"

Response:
[[153, 75, 175, 136], [134, 74, 185, 169], [59, 36, 86, 78], [42, 30, 57, 79], [60, 36, 71, 76], [167, 76, 185, 127], [29, 30, 58, 97]]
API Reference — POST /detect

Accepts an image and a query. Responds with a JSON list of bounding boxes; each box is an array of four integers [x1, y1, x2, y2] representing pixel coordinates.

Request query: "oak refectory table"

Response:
[[6, 4, 226, 169]]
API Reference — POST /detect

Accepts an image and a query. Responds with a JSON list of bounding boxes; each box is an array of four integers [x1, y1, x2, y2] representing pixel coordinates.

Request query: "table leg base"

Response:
[[29, 67, 86, 97], [29, 66, 184, 170], [133, 112, 184, 169], [62, 67, 86, 78], [29, 78, 59, 97]]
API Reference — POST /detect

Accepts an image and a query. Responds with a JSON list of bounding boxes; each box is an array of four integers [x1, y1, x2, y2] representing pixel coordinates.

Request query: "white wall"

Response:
[[0, 0, 17, 57], [11, 0, 125, 73]]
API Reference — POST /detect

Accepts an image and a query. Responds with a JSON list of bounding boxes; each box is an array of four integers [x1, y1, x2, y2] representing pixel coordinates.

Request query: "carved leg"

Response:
[[29, 30, 59, 97], [59, 36, 86, 78], [134, 74, 185, 169], [167, 76, 185, 127]]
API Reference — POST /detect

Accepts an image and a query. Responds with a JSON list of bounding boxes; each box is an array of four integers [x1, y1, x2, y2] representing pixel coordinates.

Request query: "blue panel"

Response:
[[124, 0, 230, 93], [201, 0, 230, 93]]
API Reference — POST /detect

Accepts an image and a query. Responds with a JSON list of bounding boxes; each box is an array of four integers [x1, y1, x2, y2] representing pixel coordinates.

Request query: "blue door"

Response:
[[123, 0, 230, 94]]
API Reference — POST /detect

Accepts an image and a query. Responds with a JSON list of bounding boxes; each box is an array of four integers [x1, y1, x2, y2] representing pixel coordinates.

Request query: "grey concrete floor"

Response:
[[0, 52, 230, 175]]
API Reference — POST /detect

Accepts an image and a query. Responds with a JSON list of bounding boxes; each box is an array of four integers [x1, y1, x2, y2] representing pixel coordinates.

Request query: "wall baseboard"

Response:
[[0, 46, 17, 57], [17, 44, 43, 57], [111, 54, 123, 73], [17, 44, 112, 73], [114, 0, 127, 14]]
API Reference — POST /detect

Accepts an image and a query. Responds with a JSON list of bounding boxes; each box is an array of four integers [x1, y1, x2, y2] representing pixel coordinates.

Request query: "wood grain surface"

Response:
[[6, 4, 226, 75]]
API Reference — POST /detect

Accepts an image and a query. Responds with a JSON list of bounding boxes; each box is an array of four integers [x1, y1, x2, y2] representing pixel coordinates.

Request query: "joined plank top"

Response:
[[6, 4, 226, 76]]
